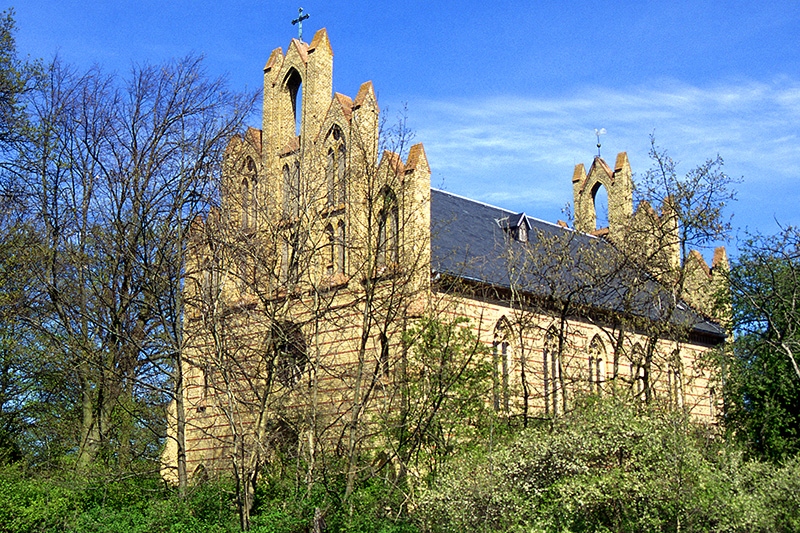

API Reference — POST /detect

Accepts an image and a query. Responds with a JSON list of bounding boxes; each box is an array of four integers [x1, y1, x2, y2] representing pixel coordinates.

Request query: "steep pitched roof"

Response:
[[430, 189, 725, 342]]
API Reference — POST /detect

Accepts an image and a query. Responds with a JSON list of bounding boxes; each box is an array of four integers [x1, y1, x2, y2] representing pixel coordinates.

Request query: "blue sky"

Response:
[[14, 1, 800, 257]]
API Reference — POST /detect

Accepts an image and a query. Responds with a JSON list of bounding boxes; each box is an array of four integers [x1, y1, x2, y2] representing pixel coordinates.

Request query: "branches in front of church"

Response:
[[7, 52, 257, 492]]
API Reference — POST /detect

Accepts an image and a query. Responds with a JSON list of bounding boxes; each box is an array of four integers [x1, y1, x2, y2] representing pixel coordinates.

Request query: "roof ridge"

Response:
[[430, 188, 579, 233]]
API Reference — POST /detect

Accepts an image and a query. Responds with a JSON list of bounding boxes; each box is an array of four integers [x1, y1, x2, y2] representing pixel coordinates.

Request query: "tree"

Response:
[[16, 54, 255, 488], [723, 226, 800, 460]]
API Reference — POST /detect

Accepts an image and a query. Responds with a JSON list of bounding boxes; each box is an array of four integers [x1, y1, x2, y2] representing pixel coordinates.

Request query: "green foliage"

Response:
[[392, 316, 493, 476], [418, 397, 800, 533], [0, 465, 239, 533], [723, 227, 800, 460]]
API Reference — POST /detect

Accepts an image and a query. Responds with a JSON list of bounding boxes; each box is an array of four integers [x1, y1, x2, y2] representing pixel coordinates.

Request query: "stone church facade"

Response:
[[161, 29, 727, 482]]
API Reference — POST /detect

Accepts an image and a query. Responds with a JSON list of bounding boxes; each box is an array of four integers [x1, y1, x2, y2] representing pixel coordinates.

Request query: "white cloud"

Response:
[[408, 79, 800, 232]]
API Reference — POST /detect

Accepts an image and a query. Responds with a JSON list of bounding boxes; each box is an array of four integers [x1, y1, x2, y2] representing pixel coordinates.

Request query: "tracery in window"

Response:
[[377, 186, 399, 266], [325, 126, 347, 208], [588, 335, 605, 393], [543, 327, 561, 415]]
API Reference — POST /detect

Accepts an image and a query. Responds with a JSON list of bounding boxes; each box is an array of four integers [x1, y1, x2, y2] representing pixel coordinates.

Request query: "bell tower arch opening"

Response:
[[591, 181, 610, 230], [284, 68, 303, 137]]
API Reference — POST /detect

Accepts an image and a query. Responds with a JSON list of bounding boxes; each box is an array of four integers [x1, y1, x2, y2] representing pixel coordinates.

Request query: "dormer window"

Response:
[[497, 212, 530, 242]]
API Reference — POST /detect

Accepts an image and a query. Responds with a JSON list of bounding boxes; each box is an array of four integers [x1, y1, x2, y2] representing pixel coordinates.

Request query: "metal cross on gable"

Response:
[[292, 7, 310, 41]]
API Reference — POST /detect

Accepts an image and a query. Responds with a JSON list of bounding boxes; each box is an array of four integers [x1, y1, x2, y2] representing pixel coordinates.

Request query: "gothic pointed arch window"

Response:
[[337, 142, 347, 205], [269, 321, 308, 388], [631, 343, 646, 399], [284, 68, 303, 137], [240, 156, 258, 231], [282, 163, 291, 218], [324, 223, 335, 277], [325, 125, 347, 208], [326, 148, 336, 207], [588, 335, 606, 393], [336, 220, 346, 276], [667, 350, 684, 407], [493, 317, 512, 412], [543, 326, 561, 415], [377, 186, 399, 266], [241, 178, 250, 229]]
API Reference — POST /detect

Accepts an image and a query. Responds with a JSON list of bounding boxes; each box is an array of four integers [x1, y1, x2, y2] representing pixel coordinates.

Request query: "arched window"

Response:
[[241, 178, 250, 229], [282, 163, 291, 218], [285, 68, 303, 137], [543, 327, 560, 415], [337, 142, 346, 205], [591, 182, 609, 230], [668, 351, 684, 407], [377, 187, 399, 266], [325, 126, 347, 208], [326, 148, 336, 207], [247, 157, 258, 229], [336, 221, 346, 276], [588, 335, 605, 393], [493, 317, 512, 412], [631, 343, 646, 399], [270, 322, 308, 387], [324, 223, 335, 277]]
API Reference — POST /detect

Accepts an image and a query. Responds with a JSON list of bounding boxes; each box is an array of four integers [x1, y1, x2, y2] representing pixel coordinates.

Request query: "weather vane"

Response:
[[595, 128, 606, 158], [292, 7, 310, 41]]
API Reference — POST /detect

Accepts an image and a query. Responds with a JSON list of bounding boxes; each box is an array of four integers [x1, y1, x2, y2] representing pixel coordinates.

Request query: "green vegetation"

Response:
[[1, 9, 799, 533]]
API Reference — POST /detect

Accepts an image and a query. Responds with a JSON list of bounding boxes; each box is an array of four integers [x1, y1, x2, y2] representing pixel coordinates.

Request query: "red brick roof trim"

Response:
[[614, 151, 629, 172], [354, 81, 379, 112], [279, 136, 300, 156], [245, 127, 262, 153], [264, 47, 283, 72], [334, 93, 354, 120], [712, 246, 729, 271], [572, 163, 586, 183], [589, 156, 612, 179], [381, 150, 404, 175], [308, 28, 333, 56], [689, 249, 711, 277], [289, 39, 309, 64]]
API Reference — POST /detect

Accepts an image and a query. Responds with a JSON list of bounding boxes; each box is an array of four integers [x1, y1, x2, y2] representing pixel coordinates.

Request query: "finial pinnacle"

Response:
[[292, 7, 310, 41], [595, 128, 606, 158]]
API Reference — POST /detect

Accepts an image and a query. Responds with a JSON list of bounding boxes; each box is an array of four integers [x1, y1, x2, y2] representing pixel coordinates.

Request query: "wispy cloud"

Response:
[[409, 78, 800, 232]]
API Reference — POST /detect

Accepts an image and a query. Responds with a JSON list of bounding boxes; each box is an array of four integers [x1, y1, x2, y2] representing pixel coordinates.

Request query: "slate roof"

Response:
[[429, 188, 725, 342]]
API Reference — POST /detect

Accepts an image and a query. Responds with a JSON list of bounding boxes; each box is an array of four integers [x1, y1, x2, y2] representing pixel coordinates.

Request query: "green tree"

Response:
[[723, 226, 800, 460]]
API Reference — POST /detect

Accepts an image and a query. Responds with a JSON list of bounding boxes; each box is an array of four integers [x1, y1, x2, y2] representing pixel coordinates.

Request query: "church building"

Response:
[[161, 29, 727, 482]]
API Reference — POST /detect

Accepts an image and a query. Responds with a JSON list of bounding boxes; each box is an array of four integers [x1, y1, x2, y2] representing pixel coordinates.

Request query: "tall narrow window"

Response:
[[241, 178, 250, 229], [247, 157, 258, 229], [493, 318, 511, 413], [588, 335, 605, 393], [377, 187, 399, 267], [631, 343, 645, 399], [324, 223, 335, 277], [379, 332, 390, 375], [543, 327, 560, 415], [326, 148, 336, 207], [282, 164, 291, 219], [337, 143, 347, 205], [285, 68, 303, 137], [292, 161, 301, 219], [336, 221, 346, 276], [668, 351, 684, 407]]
